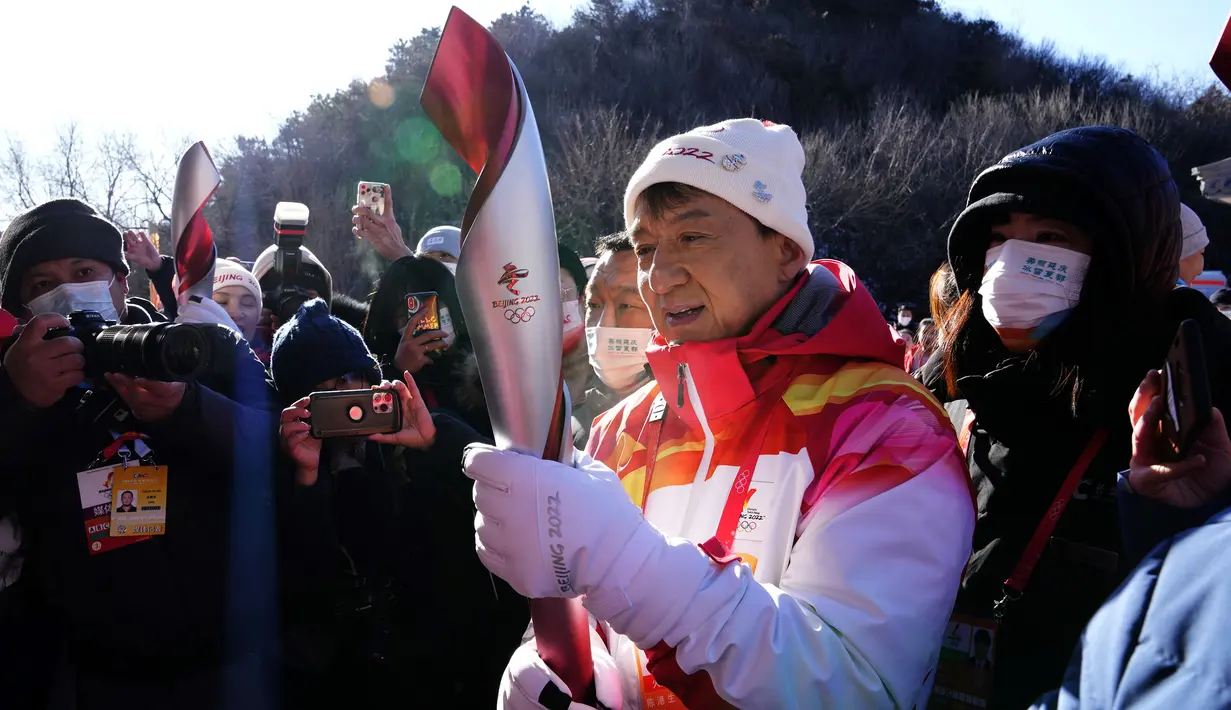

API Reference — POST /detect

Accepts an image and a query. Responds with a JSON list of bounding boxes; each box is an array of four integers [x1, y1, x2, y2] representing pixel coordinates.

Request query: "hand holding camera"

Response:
[[3, 313, 85, 408], [104, 373, 187, 423]]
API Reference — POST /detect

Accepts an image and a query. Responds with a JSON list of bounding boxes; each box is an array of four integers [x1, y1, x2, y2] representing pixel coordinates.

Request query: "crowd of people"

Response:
[[0, 117, 1229, 710]]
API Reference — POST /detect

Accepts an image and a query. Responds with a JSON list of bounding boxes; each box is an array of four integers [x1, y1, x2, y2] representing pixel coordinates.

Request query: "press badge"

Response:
[[930, 612, 997, 708], [76, 466, 151, 554], [109, 466, 169, 537]]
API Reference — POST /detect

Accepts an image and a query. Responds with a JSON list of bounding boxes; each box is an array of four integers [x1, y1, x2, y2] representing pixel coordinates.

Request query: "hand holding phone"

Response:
[[1161, 320, 1213, 461], [357, 181, 389, 216], [1128, 368, 1231, 508], [307, 388, 403, 439], [353, 182, 412, 260], [280, 397, 323, 485]]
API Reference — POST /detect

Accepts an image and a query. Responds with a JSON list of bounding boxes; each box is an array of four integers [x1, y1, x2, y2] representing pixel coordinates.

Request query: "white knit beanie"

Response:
[[623, 118, 814, 260], [212, 258, 262, 304], [1180, 203, 1210, 260]]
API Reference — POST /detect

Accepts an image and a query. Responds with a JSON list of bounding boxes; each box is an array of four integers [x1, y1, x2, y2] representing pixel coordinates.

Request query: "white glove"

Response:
[[176, 296, 240, 334], [499, 629, 623, 710], [464, 444, 656, 599]]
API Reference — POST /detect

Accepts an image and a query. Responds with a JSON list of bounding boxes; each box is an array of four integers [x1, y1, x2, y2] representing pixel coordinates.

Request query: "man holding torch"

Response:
[[465, 119, 975, 709]]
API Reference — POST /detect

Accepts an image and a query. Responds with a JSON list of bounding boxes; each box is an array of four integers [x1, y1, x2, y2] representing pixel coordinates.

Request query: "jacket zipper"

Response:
[[679, 363, 715, 535]]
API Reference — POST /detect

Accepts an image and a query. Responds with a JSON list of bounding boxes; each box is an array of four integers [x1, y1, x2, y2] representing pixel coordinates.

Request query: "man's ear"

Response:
[[117, 273, 130, 299], [778, 234, 809, 280]]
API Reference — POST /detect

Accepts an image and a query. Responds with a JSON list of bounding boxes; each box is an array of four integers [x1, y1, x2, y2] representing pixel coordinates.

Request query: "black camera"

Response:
[[45, 311, 211, 382], [268, 202, 314, 323]]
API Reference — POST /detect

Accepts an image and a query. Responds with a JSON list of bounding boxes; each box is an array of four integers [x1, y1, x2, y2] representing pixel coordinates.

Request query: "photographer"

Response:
[[0, 198, 278, 708], [273, 299, 525, 707], [252, 242, 369, 334]]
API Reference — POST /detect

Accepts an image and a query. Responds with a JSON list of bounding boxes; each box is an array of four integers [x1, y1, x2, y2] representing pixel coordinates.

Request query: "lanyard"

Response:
[[960, 409, 1108, 618], [640, 377, 786, 553], [96, 432, 149, 467]]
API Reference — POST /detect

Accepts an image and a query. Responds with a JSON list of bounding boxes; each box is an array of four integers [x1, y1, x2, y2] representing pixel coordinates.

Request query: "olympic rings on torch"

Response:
[[504, 306, 536, 324]]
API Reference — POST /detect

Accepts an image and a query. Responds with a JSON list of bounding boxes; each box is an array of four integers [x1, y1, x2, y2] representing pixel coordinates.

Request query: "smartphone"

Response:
[[357, 181, 389, 216], [308, 389, 401, 439], [407, 291, 440, 336], [1160, 319, 1213, 460]]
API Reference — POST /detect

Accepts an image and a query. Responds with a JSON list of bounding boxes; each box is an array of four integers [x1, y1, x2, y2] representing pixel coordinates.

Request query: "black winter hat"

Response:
[[947, 126, 1179, 301], [0, 199, 129, 313], [270, 298, 381, 403]]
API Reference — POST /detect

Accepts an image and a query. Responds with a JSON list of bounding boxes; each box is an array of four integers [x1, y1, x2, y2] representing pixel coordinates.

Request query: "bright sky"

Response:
[[940, 0, 1228, 85], [0, 0, 579, 156], [0, 0, 1224, 162]]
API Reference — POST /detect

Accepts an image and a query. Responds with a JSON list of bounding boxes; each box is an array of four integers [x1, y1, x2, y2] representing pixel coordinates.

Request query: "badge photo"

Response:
[[109, 466, 169, 537]]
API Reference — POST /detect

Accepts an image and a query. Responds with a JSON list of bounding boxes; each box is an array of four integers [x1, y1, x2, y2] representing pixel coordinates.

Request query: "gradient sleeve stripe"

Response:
[[784, 362, 949, 424]]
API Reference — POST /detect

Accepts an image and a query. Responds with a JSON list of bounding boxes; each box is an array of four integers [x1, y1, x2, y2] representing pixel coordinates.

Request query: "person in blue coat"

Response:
[[1034, 368, 1231, 709]]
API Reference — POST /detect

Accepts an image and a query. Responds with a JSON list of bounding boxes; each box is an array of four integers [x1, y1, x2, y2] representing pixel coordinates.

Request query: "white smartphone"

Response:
[[357, 181, 389, 216]]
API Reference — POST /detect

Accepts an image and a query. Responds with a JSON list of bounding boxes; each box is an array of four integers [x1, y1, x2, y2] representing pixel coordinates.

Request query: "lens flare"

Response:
[[429, 162, 463, 196], [395, 117, 442, 165], [368, 79, 396, 109]]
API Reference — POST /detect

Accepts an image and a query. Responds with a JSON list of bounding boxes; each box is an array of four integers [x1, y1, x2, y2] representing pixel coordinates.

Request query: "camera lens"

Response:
[[92, 323, 210, 382], [157, 325, 210, 381]]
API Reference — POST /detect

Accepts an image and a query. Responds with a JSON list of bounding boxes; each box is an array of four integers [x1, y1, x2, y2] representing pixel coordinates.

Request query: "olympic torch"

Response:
[[421, 7, 593, 701], [170, 142, 222, 307]]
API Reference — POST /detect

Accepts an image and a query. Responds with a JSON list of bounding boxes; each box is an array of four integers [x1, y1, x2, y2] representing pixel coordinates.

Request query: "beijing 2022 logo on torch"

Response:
[[498, 262, 529, 295]]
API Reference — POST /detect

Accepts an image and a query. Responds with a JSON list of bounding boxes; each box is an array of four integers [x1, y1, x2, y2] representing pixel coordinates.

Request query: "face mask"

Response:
[[979, 240, 1090, 352], [26, 279, 119, 322], [897, 314, 912, 327], [562, 300, 583, 351], [1219, 308, 1231, 321], [587, 326, 654, 393], [443, 262, 457, 275]]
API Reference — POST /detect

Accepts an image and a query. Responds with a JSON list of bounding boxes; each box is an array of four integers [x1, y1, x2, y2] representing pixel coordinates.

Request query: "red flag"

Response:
[[171, 142, 222, 304], [1212, 10, 1231, 91]]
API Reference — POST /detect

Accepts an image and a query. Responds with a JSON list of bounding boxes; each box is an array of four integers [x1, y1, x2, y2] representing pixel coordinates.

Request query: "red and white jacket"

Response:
[[580, 262, 974, 709]]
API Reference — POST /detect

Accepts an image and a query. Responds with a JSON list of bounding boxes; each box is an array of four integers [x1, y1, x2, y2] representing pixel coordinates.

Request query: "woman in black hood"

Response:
[[920, 126, 1231, 709], [362, 255, 491, 437]]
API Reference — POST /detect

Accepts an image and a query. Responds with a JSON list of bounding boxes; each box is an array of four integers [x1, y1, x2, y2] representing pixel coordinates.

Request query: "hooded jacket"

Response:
[[922, 126, 1231, 709], [582, 261, 974, 709]]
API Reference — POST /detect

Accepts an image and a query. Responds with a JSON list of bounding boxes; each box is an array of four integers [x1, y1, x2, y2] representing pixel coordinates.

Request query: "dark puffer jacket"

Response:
[[921, 126, 1231, 709]]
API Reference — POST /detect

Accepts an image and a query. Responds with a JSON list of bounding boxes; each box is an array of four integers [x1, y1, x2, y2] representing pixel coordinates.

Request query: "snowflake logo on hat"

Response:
[[722, 154, 747, 172]]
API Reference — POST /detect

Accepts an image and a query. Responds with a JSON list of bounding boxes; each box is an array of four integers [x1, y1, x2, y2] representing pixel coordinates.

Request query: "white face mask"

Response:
[[586, 326, 654, 393], [1219, 307, 1231, 321], [27, 279, 119, 323], [562, 300, 583, 350], [442, 262, 458, 275], [897, 314, 912, 327], [979, 240, 1090, 352]]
